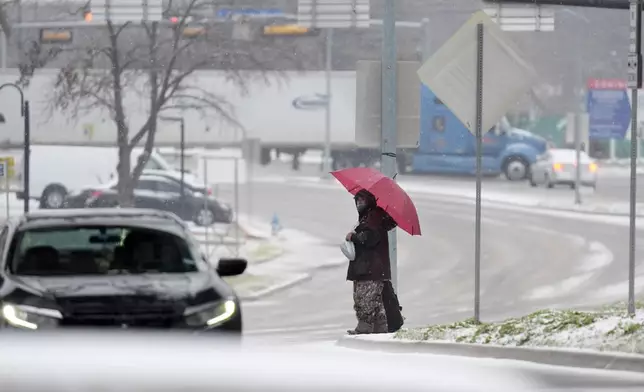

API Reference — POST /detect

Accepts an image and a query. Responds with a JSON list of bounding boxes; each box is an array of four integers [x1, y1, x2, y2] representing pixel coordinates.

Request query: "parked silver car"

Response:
[[529, 148, 598, 189]]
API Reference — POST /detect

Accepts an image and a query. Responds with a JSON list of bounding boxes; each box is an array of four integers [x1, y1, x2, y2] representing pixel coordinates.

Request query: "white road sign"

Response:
[[417, 11, 537, 135]]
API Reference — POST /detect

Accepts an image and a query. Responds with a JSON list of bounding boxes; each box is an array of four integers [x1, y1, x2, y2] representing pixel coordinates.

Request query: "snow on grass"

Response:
[[395, 303, 644, 354]]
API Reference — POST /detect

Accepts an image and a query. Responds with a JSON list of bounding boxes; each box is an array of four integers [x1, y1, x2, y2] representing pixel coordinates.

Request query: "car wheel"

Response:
[[503, 156, 529, 181], [40, 185, 67, 209], [194, 207, 215, 226]]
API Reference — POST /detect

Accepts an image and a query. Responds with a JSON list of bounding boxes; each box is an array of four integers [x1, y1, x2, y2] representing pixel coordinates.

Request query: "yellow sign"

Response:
[[0, 157, 15, 178], [40, 28, 73, 44], [182, 26, 206, 38], [263, 24, 311, 35]]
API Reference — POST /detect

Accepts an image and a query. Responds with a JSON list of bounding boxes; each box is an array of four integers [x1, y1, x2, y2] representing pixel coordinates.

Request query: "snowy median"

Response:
[[395, 305, 644, 353], [338, 303, 644, 372]]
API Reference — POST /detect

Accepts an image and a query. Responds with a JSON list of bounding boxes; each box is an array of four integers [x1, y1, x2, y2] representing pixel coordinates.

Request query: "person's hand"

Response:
[[345, 232, 354, 241]]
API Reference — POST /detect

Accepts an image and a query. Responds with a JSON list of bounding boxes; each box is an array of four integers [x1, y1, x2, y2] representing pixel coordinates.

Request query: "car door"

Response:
[[154, 178, 190, 219], [133, 179, 168, 212]]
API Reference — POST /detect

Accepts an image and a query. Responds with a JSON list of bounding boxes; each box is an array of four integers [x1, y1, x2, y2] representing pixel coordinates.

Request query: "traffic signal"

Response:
[[481, 0, 628, 9]]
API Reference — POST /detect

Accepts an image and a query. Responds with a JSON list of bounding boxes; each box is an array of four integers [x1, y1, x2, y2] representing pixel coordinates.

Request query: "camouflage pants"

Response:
[[353, 281, 387, 330]]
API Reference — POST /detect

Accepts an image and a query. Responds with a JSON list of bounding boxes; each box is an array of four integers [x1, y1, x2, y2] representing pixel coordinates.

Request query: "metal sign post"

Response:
[[298, 0, 370, 177], [627, 0, 642, 317], [474, 23, 484, 323]]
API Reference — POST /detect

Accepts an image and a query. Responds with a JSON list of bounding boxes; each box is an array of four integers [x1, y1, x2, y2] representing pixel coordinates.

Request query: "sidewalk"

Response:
[[192, 216, 344, 300]]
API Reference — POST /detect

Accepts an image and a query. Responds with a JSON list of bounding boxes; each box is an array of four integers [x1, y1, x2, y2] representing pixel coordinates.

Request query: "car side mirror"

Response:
[[216, 258, 247, 277]]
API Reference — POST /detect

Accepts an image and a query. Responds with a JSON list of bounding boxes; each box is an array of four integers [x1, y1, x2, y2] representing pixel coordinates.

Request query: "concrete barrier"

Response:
[[337, 335, 644, 373]]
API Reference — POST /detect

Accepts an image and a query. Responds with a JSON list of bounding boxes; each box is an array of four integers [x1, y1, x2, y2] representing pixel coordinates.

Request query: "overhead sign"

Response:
[[216, 8, 283, 19], [90, 0, 163, 23], [484, 4, 555, 32], [586, 78, 631, 139], [417, 11, 537, 136], [297, 0, 370, 29], [39, 29, 73, 44], [263, 24, 318, 36]]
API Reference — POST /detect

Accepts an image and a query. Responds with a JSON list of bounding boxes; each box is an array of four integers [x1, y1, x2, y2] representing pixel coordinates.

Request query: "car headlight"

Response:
[[183, 299, 237, 328], [1, 304, 62, 330]]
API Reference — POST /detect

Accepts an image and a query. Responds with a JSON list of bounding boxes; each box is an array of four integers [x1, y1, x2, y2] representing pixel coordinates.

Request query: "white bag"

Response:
[[340, 240, 356, 261]]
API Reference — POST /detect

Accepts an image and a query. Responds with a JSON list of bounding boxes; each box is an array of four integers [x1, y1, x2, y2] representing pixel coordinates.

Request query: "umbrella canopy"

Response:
[[331, 167, 421, 236]]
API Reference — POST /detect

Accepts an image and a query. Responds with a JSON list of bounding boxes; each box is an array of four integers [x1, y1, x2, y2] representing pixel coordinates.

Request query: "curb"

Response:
[[240, 273, 312, 301], [336, 335, 644, 373]]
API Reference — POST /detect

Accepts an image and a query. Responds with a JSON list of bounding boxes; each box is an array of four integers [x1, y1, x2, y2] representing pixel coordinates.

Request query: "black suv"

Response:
[[0, 209, 246, 333]]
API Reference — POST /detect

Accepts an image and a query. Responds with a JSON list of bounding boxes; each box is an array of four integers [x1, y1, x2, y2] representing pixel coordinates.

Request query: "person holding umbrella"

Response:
[[333, 167, 421, 335], [345, 189, 397, 334]]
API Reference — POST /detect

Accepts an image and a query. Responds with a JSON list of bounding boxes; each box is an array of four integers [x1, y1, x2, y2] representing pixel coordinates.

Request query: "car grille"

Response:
[[58, 296, 184, 328]]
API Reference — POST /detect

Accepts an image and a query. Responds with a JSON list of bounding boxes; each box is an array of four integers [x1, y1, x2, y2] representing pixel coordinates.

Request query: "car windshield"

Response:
[[7, 226, 201, 276], [550, 149, 591, 163]]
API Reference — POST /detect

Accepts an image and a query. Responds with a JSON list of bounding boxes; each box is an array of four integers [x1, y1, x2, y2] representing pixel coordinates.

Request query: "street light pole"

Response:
[[0, 82, 29, 213], [381, 0, 398, 291], [180, 118, 185, 211], [322, 28, 333, 176]]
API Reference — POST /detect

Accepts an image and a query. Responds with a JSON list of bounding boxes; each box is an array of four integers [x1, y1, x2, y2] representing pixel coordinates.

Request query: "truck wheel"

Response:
[[40, 185, 67, 209], [503, 156, 529, 181]]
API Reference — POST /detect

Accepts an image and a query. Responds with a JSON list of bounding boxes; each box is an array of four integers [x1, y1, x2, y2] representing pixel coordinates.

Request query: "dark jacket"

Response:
[[346, 205, 397, 282]]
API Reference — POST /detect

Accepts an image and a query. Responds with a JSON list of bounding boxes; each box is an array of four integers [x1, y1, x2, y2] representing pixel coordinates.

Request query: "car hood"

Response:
[[11, 273, 224, 303]]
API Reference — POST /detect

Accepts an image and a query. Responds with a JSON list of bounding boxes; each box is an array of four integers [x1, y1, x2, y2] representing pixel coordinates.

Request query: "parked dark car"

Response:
[[0, 208, 246, 333], [63, 174, 232, 226]]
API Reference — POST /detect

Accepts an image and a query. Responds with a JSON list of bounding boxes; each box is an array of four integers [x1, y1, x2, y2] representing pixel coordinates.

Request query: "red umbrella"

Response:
[[331, 167, 421, 236]]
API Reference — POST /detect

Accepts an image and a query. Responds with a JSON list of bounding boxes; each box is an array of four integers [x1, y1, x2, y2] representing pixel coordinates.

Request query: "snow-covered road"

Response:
[[294, 341, 644, 389]]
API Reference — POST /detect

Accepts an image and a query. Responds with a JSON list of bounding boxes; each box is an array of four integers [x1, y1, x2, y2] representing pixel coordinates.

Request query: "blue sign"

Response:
[[216, 8, 283, 18], [586, 80, 631, 140], [0, 162, 5, 178]]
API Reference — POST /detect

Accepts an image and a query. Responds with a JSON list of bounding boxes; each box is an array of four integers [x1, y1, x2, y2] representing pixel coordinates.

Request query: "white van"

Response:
[[15, 145, 179, 209]]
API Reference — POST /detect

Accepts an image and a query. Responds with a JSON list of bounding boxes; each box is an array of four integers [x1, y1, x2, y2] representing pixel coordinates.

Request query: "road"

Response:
[[252, 161, 644, 203], [213, 162, 644, 388]]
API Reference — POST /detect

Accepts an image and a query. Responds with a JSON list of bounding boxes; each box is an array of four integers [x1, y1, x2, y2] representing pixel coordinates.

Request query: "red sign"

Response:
[[587, 78, 627, 90]]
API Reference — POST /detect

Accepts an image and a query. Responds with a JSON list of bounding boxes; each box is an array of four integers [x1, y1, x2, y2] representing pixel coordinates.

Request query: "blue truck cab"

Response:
[[411, 86, 547, 180]]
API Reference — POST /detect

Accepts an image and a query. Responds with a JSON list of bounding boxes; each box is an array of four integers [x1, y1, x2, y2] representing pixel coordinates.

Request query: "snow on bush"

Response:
[[396, 303, 644, 354]]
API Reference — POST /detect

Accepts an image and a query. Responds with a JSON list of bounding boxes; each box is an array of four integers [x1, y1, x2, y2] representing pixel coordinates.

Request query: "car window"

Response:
[[8, 226, 202, 276], [156, 179, 181, 193], [143, 158, 164, 170], [137, 180, 158, 191]]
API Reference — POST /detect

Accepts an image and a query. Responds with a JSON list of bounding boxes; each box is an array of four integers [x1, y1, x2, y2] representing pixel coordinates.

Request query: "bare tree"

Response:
[[19, 0, 303, 206]]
